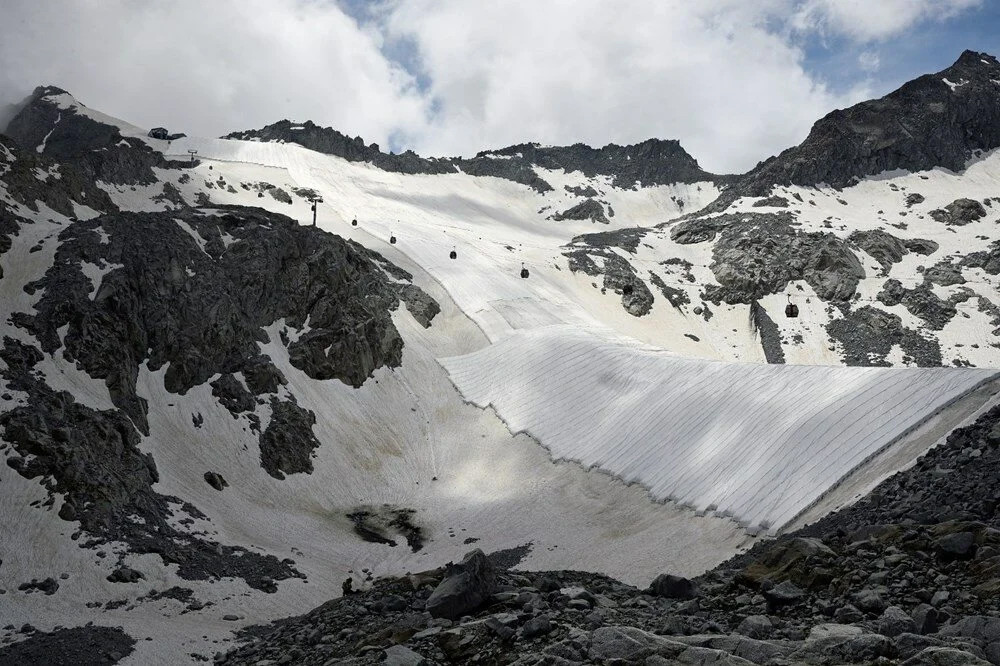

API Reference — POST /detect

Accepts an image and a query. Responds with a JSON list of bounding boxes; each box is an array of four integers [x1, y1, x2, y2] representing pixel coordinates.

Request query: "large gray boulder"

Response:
[[900, 647, 992, 665], [648, 573, 699, 599], [424, 549, 497, 619]]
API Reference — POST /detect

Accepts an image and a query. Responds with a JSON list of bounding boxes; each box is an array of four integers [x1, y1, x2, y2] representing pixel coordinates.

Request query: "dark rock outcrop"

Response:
[[827, 305, 943, 366], [0, 338, 300, 591], [848, 229, 910, 272], [224, 120, 720, 193], [682, 213, 864, 304], [550, 198, 608, 224], [647, 574, 698, 600], [0, 626, 136, 665], [749, 300, 786, 364], [931, 198, 988, 226], [15, 206, 436, 437], [5, 86, 193, 185], [877, 280, 958, 330], [737, 51, 1000, 194], [259, 398, 321, 479], [425, 549, 498, 619], [0, 134, 116, 218]]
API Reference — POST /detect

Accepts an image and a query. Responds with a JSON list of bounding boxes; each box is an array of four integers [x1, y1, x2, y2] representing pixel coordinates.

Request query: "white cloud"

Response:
[[790, 0, 983, 42], [858, 50, 882, 72], [0, 0, 430, 153], [0, 0, 984, 174], [381, 0, 866, 172]]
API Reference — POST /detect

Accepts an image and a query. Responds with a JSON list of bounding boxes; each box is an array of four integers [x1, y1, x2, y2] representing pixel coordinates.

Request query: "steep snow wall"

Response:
[[441, 326, 997, 532]]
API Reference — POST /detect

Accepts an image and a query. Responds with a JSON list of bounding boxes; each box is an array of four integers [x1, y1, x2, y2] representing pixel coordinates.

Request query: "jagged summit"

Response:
[[223, 119, 718, 192], [738, 50, 1000, 195]]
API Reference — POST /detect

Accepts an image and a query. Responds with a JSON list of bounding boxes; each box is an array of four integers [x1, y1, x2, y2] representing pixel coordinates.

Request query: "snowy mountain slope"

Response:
[[3, 51, 1000, 663], [0, 94, 753, 663], [568, 51, 1000, 367], [159, 133, 721, 348]]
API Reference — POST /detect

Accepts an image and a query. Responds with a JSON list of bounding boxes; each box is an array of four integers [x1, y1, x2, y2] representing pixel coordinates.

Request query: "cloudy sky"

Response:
[[1, 0, 997, 173]]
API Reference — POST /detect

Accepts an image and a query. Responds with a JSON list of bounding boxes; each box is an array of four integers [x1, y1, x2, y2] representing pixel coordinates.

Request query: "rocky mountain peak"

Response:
[[737, 50, 1000, 195], [223, 121, 718, 192]]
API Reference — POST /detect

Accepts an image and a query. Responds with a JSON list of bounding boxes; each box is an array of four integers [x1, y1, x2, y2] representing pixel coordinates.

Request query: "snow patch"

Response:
[[175, 218, 210, 255], [36, 112, 61, 153]]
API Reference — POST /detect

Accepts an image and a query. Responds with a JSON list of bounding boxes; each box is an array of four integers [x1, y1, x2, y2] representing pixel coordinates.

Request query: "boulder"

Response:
[[913, 604, 940, 635], [424, 549, 497, 619], [203, 471, 228, 491], [382, 645, 427, 666], [879, 606, 918, 637], [900, 647, 992, 665], [936, 532, 978, 560], [763, 580, 805, 611], [737, 537, 834, 588], [735, 615, 773, 639], [106, 566, 144, 584], [648, 574, 699, 600]]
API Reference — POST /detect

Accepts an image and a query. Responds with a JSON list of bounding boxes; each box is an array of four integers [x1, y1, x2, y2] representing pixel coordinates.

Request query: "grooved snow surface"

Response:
[[442, 327, 997, 532]]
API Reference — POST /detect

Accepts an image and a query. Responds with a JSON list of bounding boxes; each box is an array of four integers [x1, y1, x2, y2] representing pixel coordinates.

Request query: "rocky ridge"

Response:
[[736, 51, 1000, 195], [223, 120, 720, 193]]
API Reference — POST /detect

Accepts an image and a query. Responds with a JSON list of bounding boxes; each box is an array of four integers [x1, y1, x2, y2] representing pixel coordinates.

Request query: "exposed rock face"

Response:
[[827, 306, 943, 366], [962, 241, 1000, 274], [550, 198, 608, 224], [259, 398, 322, 479], [647, 574, 698, 599], [478, 139, 719, 190], [0, 135, 117, 217], [749, 300, 786, 364], [848, 229, 921, 273], [566, 249, 654, 316], [925, 261, 967, 286], [15, 206, 435, 437], [565, 184, 598, 198], [0, 338, 300, 591], [737, 51, 1000, 193], [224, 120, 719, 193], [675, 213, 864, 304], [877, 280, 958, 330], [931, 198, 989, 226], [4, 86, 193, 185]]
